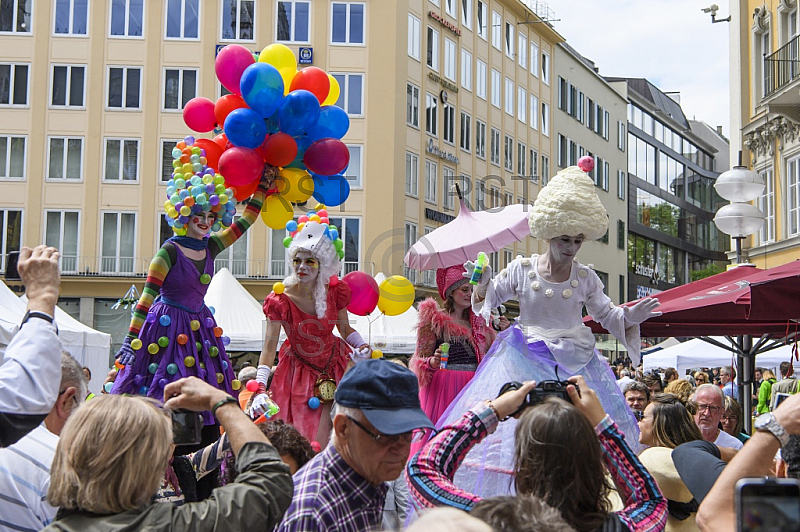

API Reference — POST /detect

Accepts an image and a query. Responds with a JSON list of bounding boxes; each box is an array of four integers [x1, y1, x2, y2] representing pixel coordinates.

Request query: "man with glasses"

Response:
[[693, 384, 743, 450], [277, 359, 434, 532]]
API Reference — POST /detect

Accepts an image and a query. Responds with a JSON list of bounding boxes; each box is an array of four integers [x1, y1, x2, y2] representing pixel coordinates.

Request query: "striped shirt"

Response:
[[406, 403, 667, 532], [276, 445, 389, 532], [0, 423, 59, 531]]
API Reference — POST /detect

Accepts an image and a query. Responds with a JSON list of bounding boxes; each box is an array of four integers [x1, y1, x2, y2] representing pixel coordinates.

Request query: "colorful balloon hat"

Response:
[[284, 204, 345, 260]]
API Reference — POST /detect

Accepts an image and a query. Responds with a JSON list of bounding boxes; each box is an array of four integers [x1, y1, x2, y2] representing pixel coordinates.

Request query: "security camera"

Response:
[[701, 4, 719, 15]]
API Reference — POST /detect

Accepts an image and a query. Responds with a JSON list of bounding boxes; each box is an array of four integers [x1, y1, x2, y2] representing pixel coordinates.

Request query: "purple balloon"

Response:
[[304, 138, 350, 176]]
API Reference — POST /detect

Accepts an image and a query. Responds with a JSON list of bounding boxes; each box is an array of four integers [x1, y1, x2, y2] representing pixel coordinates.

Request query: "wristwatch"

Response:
[[21, 311, 55, 327], [754, 412, 790, 447]]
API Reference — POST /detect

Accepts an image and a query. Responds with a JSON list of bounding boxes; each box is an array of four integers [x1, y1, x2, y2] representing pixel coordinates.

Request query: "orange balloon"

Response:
[[184, 196, 195, 207], [214, 327, 223, 337], [176, 141, 187, 150], [179, 154, 190, 164], [213, 133, 230, 151], [214, 94, 248, 129], [232, 178, 260, 201], [193, 138, 223, 172], [177, 333, 188, 345]]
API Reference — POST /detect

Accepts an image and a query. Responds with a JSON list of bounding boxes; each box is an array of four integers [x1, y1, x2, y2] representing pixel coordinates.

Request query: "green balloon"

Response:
[[158, 336, 169, 348]]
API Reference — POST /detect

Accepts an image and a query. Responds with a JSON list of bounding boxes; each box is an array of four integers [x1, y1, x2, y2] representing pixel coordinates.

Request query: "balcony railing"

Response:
[[764, 35, 800, 97]]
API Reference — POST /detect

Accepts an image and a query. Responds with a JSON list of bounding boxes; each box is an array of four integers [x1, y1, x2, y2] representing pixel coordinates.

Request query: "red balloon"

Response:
[[343, 271, 380, 316], [218, 147, 264, 187], [213, 133, 231, 151], [215, 94, 248, 129], [289, 67, 331, 104], [263, 132, 298, 167], [304, 138, 350, 176], [193, 139, 223, 172], [232, 178, 260, 201], [183, 97, 217, 132], [246, 380, 259, 392]]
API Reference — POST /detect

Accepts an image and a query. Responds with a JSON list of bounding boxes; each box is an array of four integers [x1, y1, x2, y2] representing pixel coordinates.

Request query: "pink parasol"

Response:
[[403, 195, 532, 271]]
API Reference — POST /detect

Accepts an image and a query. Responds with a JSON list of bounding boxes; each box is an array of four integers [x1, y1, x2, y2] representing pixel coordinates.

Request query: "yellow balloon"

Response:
[[322, 74, 340, 106], [273, 281, 285, 294], [280, 67, 298, 95], [259, 43, 297, 72], [377, 276, 415, 316], [260, 195, 294, 230], [371, 349, 383, 359], [277, 168, 314, 203]]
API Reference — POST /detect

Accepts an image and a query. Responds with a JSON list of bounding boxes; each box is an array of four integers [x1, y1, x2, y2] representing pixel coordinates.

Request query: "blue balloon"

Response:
[[312, 174, 350, 207], [265, 110, 281, 134], [278, 90, 321, 136], [159, 315, 171, 326], [240, 63, 285, 118], [306, 106, 350, 140], [224, 108, 267, 149], [308, 397, 321, 409]]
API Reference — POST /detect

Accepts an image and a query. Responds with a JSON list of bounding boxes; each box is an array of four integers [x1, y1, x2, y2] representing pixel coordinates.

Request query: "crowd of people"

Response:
[[3, 164, 800, 532]]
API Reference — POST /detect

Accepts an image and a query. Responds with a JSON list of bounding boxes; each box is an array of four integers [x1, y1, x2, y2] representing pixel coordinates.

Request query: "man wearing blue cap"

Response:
[[276, 359, 435, 532]]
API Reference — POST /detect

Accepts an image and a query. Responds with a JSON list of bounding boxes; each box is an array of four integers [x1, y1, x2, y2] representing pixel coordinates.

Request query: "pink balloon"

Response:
[[183, 97, 217, 132], [218, 147, 264, 187], [343, 271, 380, 316], [304, 138, 350, 176], [215, 44, 256, 96]]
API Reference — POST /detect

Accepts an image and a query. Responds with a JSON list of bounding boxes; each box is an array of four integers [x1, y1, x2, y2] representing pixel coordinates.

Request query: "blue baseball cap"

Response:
[[334, 359, 434, 435]]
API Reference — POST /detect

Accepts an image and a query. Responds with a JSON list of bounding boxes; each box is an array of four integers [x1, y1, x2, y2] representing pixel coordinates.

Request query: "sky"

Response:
[[547, 0, 731, 135]]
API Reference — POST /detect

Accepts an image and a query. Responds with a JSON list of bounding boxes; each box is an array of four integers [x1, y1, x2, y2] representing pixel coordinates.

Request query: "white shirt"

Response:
[[0, 423, 59, 531], [617, 376, 634, 390], [714, 428, 744, 450]]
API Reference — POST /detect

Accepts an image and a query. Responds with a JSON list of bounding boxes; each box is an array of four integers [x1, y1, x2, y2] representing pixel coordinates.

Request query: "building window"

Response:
[[164, 68, 197, 110], [406, 83, 420, 127], [445, 0, 456, 18], [425, 92, 437, 135], [788, 157, 800, 236], [0, 0, 31, 33], [276, 1, 309, 42], [476, 59, 486, 100], [0, 209, 22, 272], [406, 152, 419, 197], [331, 2, 365, 45], [443, 104, 455, 144], [427, 27, 439, 71], [530, 93, 538, 129], [491, 10, 501, 49], [55, 0, 88, 35], [215, 226, 249, 277], [101, 212, 136, 274], [408, 13, 421, 60], [443, 166, 456, 210], [444, 38, 456, 81], [110, 0, 144, 37], [759, 168, 775, 243], [107, 66, 141, 109], [425, 159, 437, 203], [461, 0, 472, 28], [221, 0, 254, 41], [517, 142, 526, 176], [51, 64, 84, 108], [541, 102, 550, 136], [161, 139, 179, 182], [491, 68, 501, 108], [329, 217, 361, 274], [504, 135, 513, 171], [475, 119, 486, 159], [603, 110, 610, 140], [47, 137, 83, 180], [530, 41, 539, 75], [530, 148, 538, 182], [475, 180, 486, 210], [557, 134, 566, 168], [541, 50, 550, 85], [0, 63, 28, 106], [618, 170, 625, 200], [617, 220, 625, 250], [0, 135, 25, 180], [518, 32, 527, 68], [460, 111, 471, 152], [344, 144, 362, 188], [490, 127, 500, 166], [541, 154, 550, 185], [618, 120, 626, 150], [477, 1, 487, 39], [104, 138, 139, 182], [518, 86, 526, 123], [45, 210, 79, 273], [504, 21, 514, 58], [166, 0, 199, 39], [331, 73, 364, 116], [504, 77, 513, 116], [461, 49, 472, 91], [404, 221, 418, 284]]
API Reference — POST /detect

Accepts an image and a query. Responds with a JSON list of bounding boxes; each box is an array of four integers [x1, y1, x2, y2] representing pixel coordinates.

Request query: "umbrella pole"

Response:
[[741, 335, 753, 435]]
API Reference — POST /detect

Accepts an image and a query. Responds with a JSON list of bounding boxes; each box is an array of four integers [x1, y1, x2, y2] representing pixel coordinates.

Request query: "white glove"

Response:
[[256, 365, 271, 387], [623, 298, 662, 325], [350, 346, 372, 363], [463, 261, 492, 296], [249, 393, 278, 419]]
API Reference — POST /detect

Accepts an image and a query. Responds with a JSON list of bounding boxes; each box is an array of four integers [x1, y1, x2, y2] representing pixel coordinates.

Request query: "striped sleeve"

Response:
[[209, 185, 270, 257], [190, 433, 231, 480], [128, 246, 174, 338], [406, 403, 498, 511], [596, 415, 668, 532]]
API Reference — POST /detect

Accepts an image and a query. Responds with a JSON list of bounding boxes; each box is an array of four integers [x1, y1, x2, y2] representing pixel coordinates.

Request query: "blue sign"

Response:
[[299, 47, 313, 64], [215, 44, 260, 59]]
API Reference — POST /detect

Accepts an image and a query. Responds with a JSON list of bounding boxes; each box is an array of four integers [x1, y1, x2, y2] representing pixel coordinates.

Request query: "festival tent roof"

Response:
[[204, 267, 266, 352], [642, 337, 799, 374]]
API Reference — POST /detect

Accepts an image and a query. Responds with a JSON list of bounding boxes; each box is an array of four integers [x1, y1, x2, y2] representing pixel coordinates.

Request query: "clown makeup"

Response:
[[292, 250, 320, 284], [186, 212, 217, 240], [549, 234, 585, 264]]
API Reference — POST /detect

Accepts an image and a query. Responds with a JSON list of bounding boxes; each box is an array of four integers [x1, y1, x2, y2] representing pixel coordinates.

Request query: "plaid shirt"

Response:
[[276, 445, 389, 532]]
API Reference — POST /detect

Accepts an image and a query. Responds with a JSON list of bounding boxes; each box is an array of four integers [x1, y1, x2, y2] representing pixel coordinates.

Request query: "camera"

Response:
[[171, 409, 203, 446], [497, 380, 579, 418], [736, 477, 800, 531]]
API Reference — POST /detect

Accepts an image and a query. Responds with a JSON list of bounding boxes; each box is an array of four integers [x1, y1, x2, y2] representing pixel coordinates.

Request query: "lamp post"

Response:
[[713, 160, 764, 433]]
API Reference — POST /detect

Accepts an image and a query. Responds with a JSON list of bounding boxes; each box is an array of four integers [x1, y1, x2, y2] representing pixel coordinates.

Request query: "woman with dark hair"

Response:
[[407, 376, 666, 532], [637, 393, 703, 531], [721, 396, 750, 444]]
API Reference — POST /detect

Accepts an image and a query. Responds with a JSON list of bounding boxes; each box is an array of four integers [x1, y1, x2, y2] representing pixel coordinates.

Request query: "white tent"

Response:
[[204, 267, 266, 352], [643, 337, 800, 374]]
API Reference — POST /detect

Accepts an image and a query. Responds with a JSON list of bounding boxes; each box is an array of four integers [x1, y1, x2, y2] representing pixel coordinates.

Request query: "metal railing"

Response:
[[764, 35, 800, 97]]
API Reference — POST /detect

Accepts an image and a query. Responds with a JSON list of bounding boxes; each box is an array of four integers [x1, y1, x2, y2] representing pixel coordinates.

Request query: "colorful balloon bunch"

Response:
[[343, 272, 415, 317], [281, 204, 346, 260], [181, 43, 353, 228], [165, 135, 237, 235]]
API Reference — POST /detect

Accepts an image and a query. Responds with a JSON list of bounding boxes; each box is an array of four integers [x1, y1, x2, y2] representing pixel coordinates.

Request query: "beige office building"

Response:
[[0, 0, 564, 351]]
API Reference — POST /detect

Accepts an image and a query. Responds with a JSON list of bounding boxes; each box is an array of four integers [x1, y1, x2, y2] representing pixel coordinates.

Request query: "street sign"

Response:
[[299, 47, 313, 64]]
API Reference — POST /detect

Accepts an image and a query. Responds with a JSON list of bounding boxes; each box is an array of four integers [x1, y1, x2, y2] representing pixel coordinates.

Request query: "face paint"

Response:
[[186, 212, 216, 239], [292, 250, 320, 284], [549, 234, 585, 264]]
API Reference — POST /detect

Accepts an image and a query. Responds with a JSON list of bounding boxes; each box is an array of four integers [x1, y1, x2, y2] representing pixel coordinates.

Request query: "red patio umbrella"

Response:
[[743, 260, 800, 321]]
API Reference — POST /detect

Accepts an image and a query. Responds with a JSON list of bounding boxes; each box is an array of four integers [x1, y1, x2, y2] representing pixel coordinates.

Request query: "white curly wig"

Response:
[[283, 223, 341, 319], [528, 165, 609, 241]]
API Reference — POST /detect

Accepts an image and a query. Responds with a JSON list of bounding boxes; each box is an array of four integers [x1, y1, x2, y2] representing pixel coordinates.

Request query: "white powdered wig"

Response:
[[528, 165, 609, 241], [283, 222, 342, 319]]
